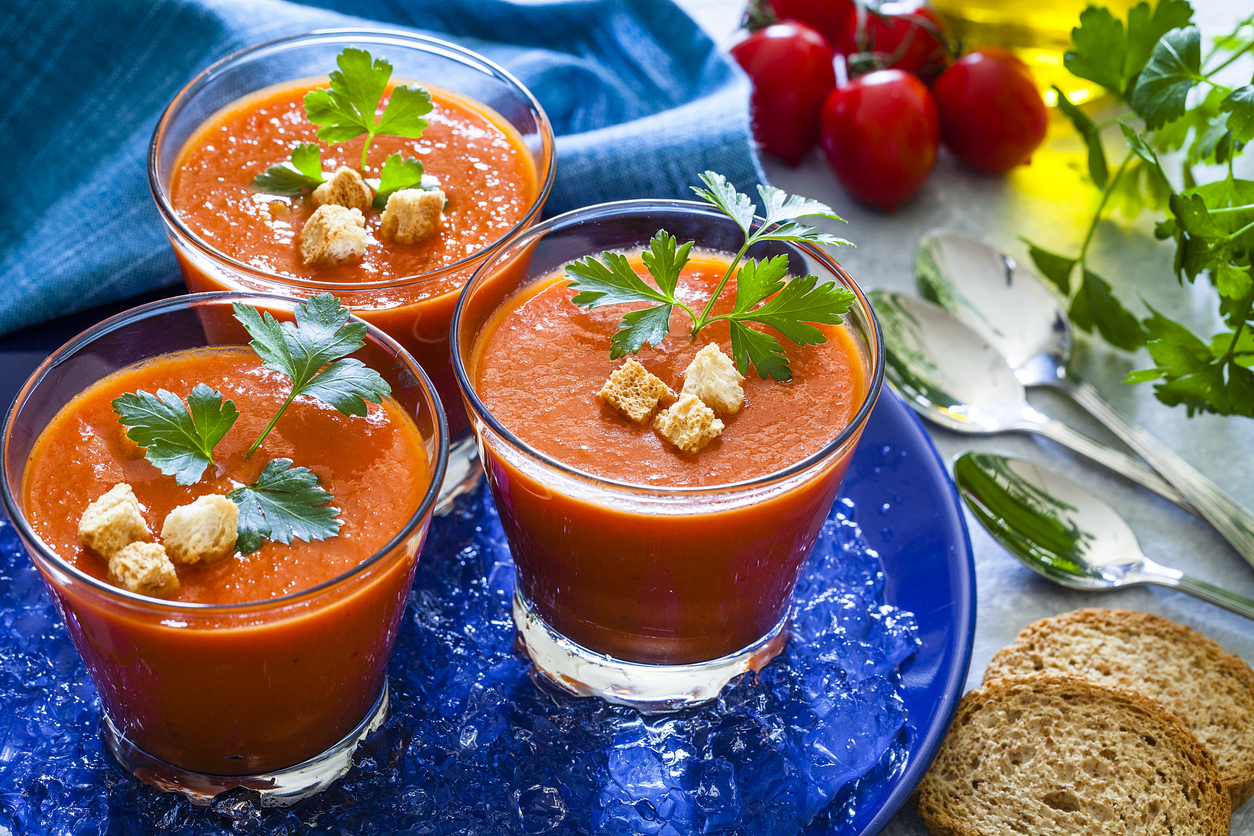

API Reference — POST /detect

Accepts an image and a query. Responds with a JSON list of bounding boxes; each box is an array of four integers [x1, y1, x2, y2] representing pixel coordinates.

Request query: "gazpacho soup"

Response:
[[11, 294, 443, 781], [454, 182, 883, 707], [153, 33, 553, 442]]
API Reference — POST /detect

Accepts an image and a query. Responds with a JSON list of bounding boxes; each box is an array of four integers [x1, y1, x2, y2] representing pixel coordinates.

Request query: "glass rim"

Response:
[[1, 290, 451, 615], [451, 198, 886, 496], [147, 27, 557, 293]]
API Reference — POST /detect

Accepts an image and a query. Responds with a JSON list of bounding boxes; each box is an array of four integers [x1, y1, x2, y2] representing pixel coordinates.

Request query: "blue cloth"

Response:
[[0, 0, 764, 335]]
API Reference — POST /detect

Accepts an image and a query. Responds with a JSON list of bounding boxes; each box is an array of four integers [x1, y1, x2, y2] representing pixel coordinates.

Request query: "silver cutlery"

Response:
[[870, 289, 1194, 512], [915, 229, 1254, 569], [953, 451, 1254, 620]]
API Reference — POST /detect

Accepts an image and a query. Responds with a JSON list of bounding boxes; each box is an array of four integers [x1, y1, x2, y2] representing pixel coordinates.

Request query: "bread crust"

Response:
[[985, 608, 1254, 809], [917, 675, 1231, 836]]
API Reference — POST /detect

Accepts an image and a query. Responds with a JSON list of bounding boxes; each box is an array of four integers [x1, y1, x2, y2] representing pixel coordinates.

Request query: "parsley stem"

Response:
[[1077, 152, 1133, 269], [1203, 43, 1251, 77], [692, 239, 752, 333], [1230, 219, 1254, 240], [361, 137, 373, 173], [248, 391, 297, 457]]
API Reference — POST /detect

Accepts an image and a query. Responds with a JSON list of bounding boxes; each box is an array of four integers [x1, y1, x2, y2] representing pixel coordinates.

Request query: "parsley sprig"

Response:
[[113, 294, 392, 552], [565, 172, 854, 381], [1025, 1, 1254, 417], [250, 47, 438, 199]]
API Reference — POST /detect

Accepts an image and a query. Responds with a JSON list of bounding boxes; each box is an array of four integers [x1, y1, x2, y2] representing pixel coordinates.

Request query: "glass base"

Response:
[[434, 434, 483, 516], [102, 683, 390, 807], [512, 591, 789, 713]]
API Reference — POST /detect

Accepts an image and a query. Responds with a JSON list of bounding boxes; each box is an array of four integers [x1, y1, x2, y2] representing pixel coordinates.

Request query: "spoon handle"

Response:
[[1059, 378, 1254, 570], [1138, 563, 1254, 620], [1028, 415, 1198, 513]]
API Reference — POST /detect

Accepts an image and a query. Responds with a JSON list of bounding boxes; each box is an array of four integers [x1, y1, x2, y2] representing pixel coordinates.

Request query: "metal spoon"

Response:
[[953, 451, 1254, 620], [870, 290, 1194, 511], [915, 229, 1254, 568]]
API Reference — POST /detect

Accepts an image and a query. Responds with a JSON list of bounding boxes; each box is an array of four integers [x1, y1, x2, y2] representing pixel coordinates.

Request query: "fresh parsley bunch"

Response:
[[113, 294, 391, 554], [566, 172, 855, 382], [1028, 1, 1254, 416], [250, 47, 439, 206]]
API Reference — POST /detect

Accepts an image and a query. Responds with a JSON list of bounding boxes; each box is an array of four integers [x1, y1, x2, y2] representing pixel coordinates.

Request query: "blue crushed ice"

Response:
[[0, 489, 918, 834]]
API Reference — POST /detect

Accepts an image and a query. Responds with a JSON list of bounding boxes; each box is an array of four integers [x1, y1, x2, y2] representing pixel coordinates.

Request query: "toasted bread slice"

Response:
[[917, 676, 1230, 836], [985, 608, 1254, 808]]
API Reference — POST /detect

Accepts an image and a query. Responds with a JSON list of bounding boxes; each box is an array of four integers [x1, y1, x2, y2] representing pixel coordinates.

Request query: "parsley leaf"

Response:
[[1054, 85, 1109, 188], [1124, 0, 1194, 84], [1065, 5, 1128, 95], [1129, 305, 1254, 417], [228, 459, 340, 554], [565, 231, 694, 358], [1221, 85, 1254, 143], [1130, 26, 1202, 129], [233, 293, 391, 454], [1022, 239, 1078, 294], [304, 47, 432, 172], [728, 321, 790, 382], [1064, 1, 1195, 100], [113, 384, 239, 485], [369, 152, 441, 211], [251, 142, 326, 195], [691, 171, 755, 234], [1068, 269, 1146, 350]]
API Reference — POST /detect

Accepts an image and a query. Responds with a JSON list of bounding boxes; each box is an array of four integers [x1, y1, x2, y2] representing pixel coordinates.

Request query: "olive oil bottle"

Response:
[[931, 0, 1137, 104]]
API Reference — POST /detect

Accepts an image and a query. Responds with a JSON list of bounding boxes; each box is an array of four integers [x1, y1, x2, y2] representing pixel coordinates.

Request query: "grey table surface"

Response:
[[679, 0, 1254, 832]]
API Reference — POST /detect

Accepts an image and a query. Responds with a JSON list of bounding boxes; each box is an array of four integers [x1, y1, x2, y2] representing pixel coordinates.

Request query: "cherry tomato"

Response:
[[768, 0, 857, 51], [730, 22, 836, 166], [820, 69, 939, 211], [931, 47, 1047, 173], [836, 1, 950, 81]]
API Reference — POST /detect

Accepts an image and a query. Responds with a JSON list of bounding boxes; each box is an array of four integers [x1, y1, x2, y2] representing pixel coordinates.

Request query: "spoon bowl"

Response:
[[870, 290, 1189, 508], [953, 452, 1254, 620], [915, 229, 1069, 385]]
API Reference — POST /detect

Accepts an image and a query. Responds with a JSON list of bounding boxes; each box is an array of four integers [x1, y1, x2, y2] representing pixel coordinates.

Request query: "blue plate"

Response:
[[829, 388, 976, 835]]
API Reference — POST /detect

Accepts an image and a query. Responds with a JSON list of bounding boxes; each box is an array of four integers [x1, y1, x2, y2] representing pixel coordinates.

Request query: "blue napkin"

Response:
[[0, 0, 764, 335]]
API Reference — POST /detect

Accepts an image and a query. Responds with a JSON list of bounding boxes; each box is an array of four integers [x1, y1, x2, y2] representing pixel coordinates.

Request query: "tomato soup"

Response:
[[464, 252, 873, 664], [168, 81, 542, 439], [21, 348, 433, 774]]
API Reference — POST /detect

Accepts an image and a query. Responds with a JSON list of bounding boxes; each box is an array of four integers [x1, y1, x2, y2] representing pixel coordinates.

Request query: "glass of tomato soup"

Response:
[[452, 201, 884, 711], [1, 293, 448, 804], [149, 30, 554, 512]]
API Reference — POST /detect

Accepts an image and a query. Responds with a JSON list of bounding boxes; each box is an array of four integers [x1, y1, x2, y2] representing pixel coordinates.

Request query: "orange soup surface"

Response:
[[472, 254, 865, 487], [24, 349, 430, 604], [171, 80, 537, 299]]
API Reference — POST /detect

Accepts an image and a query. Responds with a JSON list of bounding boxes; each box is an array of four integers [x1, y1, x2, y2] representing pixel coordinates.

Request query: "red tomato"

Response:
[[836, 1, 950, 81], [730, 22, 836, 166], [931, 47, 1047, 173], [769, 0, 857, 51], [820, 69, 939, 211]]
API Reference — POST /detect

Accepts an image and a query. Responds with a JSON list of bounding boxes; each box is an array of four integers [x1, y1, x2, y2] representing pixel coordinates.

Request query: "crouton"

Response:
[[681, 343, 745, 416], [653, 394, 724, 454], [299, 204, 368, 268], [599, 359, 675, 423], [108, 541, 180, 598], [162, 495, 239, 566], [380, 188, 445, 245], [311, 166, 373, 213], [78, 483, 150, 561]]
